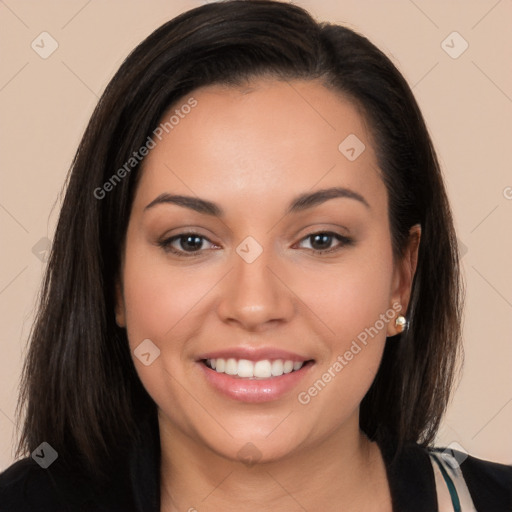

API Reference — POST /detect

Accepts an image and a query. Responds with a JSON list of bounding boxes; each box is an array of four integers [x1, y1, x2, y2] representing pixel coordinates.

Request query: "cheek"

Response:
[[302, 240, 395, 348], [121, 244, 210, 349], [292, 236, 394, 417], [120, 243, 209, 413]]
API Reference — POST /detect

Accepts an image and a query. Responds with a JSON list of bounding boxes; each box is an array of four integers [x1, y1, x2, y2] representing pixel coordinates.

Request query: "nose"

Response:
[[216, 244, 295, 332]]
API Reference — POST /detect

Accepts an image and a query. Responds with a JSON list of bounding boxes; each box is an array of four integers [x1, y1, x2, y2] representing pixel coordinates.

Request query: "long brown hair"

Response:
[[16, 0, 463, 481]]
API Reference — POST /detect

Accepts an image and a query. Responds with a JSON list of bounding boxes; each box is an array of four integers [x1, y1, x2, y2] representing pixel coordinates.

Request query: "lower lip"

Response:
[[198, 361, 314, 403]]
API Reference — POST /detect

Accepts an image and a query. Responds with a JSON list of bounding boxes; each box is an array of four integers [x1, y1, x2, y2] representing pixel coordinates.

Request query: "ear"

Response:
[[114, 279, 127, 328], [387, 224, 421, 336]]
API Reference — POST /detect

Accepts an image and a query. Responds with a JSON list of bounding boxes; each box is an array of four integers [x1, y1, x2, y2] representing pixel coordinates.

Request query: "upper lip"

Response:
[[196, 347, 312, 363]]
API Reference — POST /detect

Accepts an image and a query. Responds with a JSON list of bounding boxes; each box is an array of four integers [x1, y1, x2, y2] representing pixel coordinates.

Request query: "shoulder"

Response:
[[459, 450, 512, 510], [429, 446, 512, 511], [378, 435, 512, 511], [0, 457, 68, 511], [0, 457, 134, 512]]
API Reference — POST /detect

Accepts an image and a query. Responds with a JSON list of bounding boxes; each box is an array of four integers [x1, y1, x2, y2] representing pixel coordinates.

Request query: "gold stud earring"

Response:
[[395, 315, 407, 333]]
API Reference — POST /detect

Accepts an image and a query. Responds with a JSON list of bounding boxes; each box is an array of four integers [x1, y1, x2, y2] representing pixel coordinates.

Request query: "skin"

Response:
[[116, 78, 420, 512]]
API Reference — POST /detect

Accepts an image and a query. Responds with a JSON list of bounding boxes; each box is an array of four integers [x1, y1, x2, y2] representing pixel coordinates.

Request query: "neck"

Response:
[[159, 413, 391, 512]]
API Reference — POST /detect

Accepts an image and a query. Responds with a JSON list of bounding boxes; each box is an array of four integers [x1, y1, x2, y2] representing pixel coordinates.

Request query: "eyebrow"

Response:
[[144, 186, 370, 216]]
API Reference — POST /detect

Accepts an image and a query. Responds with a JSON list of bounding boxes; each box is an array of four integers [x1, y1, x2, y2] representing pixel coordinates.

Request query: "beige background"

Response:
[[1, 0, 511, 471]]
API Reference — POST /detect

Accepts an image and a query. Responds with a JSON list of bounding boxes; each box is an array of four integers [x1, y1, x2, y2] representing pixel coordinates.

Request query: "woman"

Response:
[[1, 1, 510, 510]]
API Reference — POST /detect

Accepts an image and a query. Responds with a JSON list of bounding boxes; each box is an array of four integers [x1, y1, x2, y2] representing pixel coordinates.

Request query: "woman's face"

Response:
[[116, 78, 417, 463]]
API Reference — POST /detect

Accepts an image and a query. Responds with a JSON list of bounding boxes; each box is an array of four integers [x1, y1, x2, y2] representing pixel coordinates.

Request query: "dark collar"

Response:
[[379, 434, 438, 511]]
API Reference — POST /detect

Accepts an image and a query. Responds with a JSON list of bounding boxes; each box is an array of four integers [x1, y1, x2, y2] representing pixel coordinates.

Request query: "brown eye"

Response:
[[297, 232, 353, 254], [158, 232, 216, 257]]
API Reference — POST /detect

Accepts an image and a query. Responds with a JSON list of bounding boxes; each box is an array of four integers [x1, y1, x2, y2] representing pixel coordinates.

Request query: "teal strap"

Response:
[[431, 454, 462, 512]]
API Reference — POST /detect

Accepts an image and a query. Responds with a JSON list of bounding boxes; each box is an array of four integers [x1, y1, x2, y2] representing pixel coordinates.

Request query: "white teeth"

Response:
[[237, 359, 254, 378], [225, 358, 238, 375], [215, 358, 225, 373], [254, 360, 272, 378], [283, 360, 294, 374], [271, 359, 284, 376], [206, 358, 305, 378]]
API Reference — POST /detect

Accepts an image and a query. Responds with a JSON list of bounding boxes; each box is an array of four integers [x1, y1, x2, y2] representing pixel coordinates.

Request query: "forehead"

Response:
[[135, 78, 384, 214]]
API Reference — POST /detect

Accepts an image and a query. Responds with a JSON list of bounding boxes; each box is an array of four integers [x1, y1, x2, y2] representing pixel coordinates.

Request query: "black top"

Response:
[[1, 414, 511, 511]]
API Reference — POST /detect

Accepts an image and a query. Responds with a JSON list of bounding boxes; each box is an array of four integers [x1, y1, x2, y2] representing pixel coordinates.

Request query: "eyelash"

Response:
[[157, 231, 353, 258]]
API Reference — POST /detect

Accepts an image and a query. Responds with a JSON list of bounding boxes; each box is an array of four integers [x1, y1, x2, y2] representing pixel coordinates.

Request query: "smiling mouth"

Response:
[[201, 358, 315, 379]]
